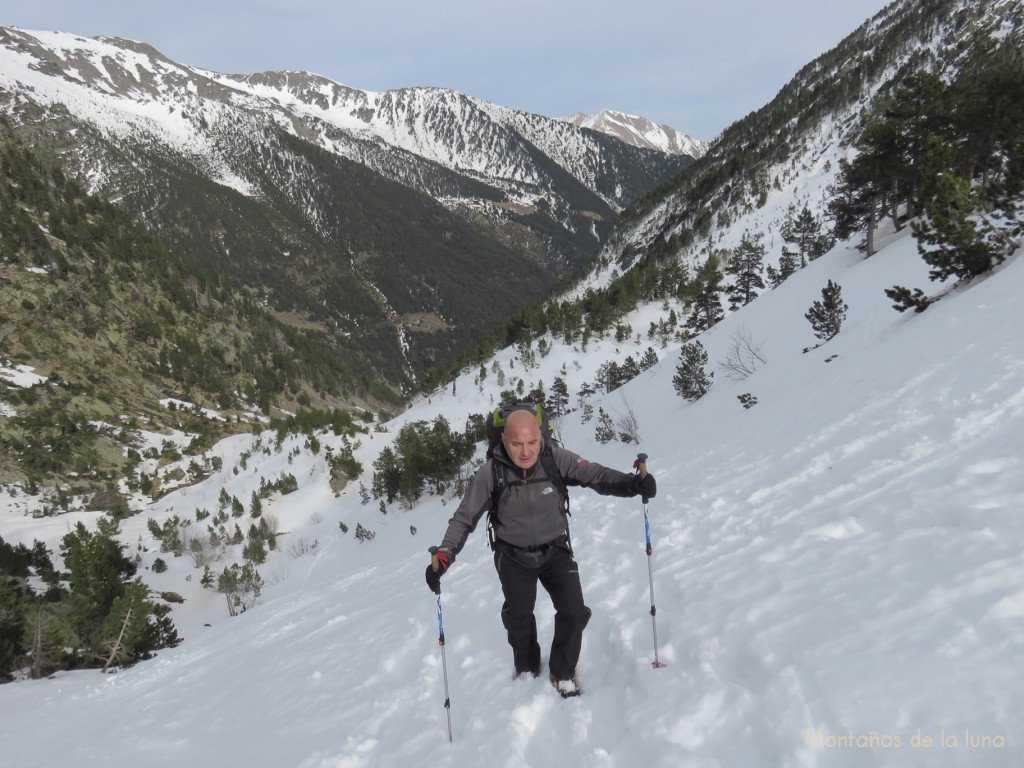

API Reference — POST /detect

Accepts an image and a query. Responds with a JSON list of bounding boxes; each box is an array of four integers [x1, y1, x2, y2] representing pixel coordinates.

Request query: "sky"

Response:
[[2, 0, 893, 141], [1, 114, 1022, 765]]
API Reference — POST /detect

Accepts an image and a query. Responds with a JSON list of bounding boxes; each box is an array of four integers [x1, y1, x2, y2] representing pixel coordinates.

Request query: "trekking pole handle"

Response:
[[635, 452, 651, 505], [634, 450, 651, 505]]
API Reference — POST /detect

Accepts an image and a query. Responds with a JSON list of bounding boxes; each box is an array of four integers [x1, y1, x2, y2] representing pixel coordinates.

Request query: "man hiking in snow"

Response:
[[425, 406, 656, 696]]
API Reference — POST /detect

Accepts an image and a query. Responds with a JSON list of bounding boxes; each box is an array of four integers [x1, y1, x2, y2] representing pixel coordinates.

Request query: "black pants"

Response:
[[493, 542, 592, 680]]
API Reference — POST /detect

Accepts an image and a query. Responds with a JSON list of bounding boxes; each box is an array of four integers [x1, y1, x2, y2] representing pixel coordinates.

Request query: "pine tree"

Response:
[[242, 534, 268, 565], [639, 347, 659, 371], [867, 70, 949, 220], [60, 520, 138, 651], [672, 341, 713, 402], [218, 563, 263, 616], [725, 233, 766, 310], [913, 172, 1004, 281], [355, 523, 376, 543], [883, 285, 933, 314], [948, 43, 1024, 197], [594, 408, 616, 444], [595, 360, 623, 394], [767, 247, 800, 287], [59, 519, 173, 665], [575, 382, 596, 411], [621, 356, 641, 381], [548, 377, 570, 419], [371, 446, 400, 504], [805, 280, 848, 342], [99, 581, 152, 671], [826, 157, 882, 256], [22, 602, 64, 679], [782, 205, 833, 267], [686, 254, 725, 332]]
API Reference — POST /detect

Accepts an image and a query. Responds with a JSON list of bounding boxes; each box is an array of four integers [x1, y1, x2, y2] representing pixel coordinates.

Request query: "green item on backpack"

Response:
[[484, 402, 557, 459]]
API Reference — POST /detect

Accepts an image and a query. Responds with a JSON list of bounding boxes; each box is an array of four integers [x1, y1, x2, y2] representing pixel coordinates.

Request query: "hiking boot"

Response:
[[549, 672, 581, 697]]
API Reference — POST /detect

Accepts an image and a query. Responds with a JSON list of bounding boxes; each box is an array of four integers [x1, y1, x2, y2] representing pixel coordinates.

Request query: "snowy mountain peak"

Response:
[[562, 108, 708, 158], [0, 25, 692, 231]]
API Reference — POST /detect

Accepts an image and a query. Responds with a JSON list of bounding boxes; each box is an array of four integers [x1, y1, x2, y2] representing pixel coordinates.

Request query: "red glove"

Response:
[[425, 549, 450, 594]]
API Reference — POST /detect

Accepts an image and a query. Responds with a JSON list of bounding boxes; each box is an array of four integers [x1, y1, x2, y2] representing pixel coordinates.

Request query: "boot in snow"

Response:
[[549, 673, 581, 698]]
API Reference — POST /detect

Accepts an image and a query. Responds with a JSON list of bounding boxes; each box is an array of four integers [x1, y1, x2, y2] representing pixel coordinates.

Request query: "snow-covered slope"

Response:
[[1, 210, 1021, 766]]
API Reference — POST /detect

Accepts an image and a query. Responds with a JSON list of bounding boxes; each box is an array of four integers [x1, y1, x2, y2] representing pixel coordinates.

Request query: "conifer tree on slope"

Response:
[[805, 280, 848, 343], [725, 233, 766, 310]]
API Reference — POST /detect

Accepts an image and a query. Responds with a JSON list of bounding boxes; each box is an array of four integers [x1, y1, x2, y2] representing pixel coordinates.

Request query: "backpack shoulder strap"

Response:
[[490, 460, 507, 512], [487, 461, 506, 548], [539, 447, 570, 515]]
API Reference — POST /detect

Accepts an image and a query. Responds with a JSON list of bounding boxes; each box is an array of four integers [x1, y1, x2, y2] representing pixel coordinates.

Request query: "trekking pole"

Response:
[[428, 546, 454, 742], [635, 453, 666, 668]]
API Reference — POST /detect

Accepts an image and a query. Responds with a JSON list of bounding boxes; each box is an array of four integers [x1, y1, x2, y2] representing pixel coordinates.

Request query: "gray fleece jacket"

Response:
[[438, 440, 640, 558]]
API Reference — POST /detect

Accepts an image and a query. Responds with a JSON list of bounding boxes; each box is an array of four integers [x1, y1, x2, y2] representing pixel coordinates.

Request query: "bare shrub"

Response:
[[264, 564, 290, 587], [719, 326, 767, 381], [613, 393, 643, 444], [260, 513, 280, 536], [288, 537, 319, 558], [181, 524, 222, 568]]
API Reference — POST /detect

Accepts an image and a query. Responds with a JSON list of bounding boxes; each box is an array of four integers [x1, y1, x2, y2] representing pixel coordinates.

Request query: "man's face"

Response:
[[501, 413, 542, 469]]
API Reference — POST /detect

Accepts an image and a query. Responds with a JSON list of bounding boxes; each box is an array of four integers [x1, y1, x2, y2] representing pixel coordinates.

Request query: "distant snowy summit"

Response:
[[562, 109, 708, 158]]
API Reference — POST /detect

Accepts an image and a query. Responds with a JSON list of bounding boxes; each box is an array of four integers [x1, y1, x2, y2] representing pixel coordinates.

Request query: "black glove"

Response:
[[425, 549, 450, 594], [631, 472, 657, 499]]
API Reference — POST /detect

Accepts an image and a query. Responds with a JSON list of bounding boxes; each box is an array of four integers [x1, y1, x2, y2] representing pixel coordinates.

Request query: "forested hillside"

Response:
[[0, 118, 388, 493]]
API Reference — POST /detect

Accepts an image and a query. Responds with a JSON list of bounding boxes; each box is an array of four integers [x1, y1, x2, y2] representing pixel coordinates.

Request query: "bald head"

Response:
[[501, 409, 542, 469]]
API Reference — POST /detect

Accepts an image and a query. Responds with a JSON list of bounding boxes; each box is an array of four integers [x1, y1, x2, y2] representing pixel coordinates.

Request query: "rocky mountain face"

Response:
[[0, 27, 694, 391]]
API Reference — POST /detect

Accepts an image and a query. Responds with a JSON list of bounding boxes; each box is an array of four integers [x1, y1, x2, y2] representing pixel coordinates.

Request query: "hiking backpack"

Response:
[[484, 403, 572, 546]]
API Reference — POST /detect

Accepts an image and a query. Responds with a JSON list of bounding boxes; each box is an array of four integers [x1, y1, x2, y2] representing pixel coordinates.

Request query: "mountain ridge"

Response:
[[0, 25, 693, 393], [0, 26, 693, 214], [561, 108, 708, 158]]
